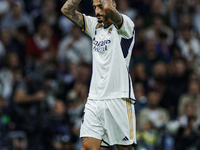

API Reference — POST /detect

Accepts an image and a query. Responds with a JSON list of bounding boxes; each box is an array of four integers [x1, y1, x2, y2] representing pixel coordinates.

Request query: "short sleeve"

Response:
[[117, 14, 135, 39], [82, 14, 97, 38]]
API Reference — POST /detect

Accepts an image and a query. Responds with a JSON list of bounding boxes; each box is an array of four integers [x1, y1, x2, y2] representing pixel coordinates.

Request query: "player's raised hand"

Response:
[[99, 0, 122, 28]]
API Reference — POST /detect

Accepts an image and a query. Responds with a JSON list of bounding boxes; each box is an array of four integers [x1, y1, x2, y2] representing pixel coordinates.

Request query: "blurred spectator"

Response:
[[149, 61, 168, 87], [0, 52, 22, 100], [133, 37, 165, 76], [25, 0, 42, 14], [150, 0, 167, 16], [33, 0, 61, 38], [136, 89, 170, 150], [178, 103, 199, 127], [137, 89, 170, 131], [117, 0, 138, 20], [178, 14, 193, 34], [188, 71, 200, 82], [58, 15, 74, 37], [58, 25, 92, 64], [165, 58, 191, 118], [67, 82, 88, 126], [26, 21, 59, 61], [187, 0, 200, 35], [76, 63, 91, 85], [0, 26, 27, 67], [149, 61, 171, 114], [133, 82, 147, 114], [176, 26, 200, 63], [0, 28, 14, 51], [1, 2, 34, 34], [0, 96, 10, 149], [168, 45, 184, 76], [67, 82, 88, 150], [169, 0, 186, 31], [178, 80, 200, 117], [146, 14, 174, 45], [56, 62, 79, 100], [42, 62, 60, 107], [175, 115, 200, 150], [10, 74, 50, 150], [50, 99, 75, 150], [156, 31, 172, 62], [130, 0, 151, 16], [11, 26, 29, 66], [0, 39, 5, 67], [55, 62, 91, 107], [7, 131, 28, 150], [134, 14, 144, 30], [131, 63, 148, 89], [0, 0, 10, 19], [132, 15, 145, 57], [170, 45, 183, 60]]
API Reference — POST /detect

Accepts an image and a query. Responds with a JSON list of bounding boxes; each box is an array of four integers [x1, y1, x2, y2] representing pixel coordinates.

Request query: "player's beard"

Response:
[[104, 15, 109, 22], [97, 14, 109, 23], [97, 15, 103, 23], [98, 20, 103, 23]]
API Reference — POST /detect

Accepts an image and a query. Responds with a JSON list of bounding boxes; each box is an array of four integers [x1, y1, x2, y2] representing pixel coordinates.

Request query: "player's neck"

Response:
[[103, 20, 113, 28]]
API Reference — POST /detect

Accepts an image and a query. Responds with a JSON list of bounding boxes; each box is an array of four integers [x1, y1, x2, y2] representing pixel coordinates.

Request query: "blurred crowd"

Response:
[[0, 0, 200, 150]]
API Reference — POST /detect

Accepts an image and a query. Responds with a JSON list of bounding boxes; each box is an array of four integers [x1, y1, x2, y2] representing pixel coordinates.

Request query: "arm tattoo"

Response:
[[108, 9, 122, 26], [100, 0, 122, 28], [101, 0, 107, 7], [63, 4, 74, 13], [64, 0, 81, 12], [71, 0, 77, 5], [61, 0, 83, 28], [64, 8, 79, 20], [82, 137, 89, 143]]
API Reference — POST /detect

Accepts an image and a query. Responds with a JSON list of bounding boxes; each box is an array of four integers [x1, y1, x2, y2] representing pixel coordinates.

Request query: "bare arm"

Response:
[[61, 0, 84, 29], [14, 90, 45, 104], [101, 0, 123, 28]]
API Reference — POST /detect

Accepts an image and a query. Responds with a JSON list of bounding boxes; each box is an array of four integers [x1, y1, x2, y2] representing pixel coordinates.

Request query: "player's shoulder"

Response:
[[83, 14, 98, 23], [83, 14, 98, 29], [117, 13, 135, 35], [121, 14, 135, 25]]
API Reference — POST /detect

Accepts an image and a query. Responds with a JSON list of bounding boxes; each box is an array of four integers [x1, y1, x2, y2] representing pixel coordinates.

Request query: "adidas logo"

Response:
[[122, 136, 129, 141]]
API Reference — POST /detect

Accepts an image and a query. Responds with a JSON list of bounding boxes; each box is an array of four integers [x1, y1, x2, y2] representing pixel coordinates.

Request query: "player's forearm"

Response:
[[61, 0, 84, 28], [100, 0, 122, 28], [14, 92, 38, 103], [61, 0, 80, 14]]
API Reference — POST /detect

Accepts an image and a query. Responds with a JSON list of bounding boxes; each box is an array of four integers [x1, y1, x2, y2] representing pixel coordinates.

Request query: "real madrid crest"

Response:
[[108, 28, 112, 35]]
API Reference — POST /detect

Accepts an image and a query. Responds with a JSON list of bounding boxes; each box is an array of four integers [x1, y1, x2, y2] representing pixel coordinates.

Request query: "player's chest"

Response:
[[92, 27, 116, 53]]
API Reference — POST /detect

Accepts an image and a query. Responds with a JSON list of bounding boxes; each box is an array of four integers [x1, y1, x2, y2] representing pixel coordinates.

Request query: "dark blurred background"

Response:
[[0, 0, 200, 150]]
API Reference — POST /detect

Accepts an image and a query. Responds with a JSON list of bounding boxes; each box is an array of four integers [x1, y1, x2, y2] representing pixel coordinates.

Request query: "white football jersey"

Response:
[[82, 14, 136, 101]]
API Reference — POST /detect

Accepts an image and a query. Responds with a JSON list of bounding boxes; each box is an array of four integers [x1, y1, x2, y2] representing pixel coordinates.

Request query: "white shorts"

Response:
[[80, 98, 137, 147]]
